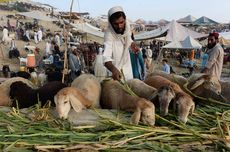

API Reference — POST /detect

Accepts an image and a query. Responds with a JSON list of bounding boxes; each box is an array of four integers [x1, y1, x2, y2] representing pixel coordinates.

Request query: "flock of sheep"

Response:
[[0, 70, 227, 126]]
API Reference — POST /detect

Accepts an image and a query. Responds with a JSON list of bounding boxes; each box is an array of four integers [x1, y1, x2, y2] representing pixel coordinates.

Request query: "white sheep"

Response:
[[54, 74, 101, 119], [0, 77, 36, 106], [101, 80, 155, 126], [71, 74, 101, 108]]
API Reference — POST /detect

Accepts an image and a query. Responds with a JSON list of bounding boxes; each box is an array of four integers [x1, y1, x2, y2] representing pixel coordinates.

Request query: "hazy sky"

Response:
[[33, 0, 230, 23]]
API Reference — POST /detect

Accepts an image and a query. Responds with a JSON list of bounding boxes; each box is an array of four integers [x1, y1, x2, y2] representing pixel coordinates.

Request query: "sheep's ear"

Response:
[[69, 96, 84, 113], [190, 103, 195, 115], [54, 95, 57, 105], [148, 91, 158, 101], [190, 78, 205, 90], [130, 108, 141, 125]]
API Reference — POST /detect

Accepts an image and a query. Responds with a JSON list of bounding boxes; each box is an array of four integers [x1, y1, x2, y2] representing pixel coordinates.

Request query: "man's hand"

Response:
[[104, 61, 122, 81], [111, 68, 122, 80], [201, 67, 208, 73]]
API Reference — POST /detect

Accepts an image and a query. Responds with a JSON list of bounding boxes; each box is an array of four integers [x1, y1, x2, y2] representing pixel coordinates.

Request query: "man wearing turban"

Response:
[[103, 6, 133, 80], [201, 32, 224, 80]]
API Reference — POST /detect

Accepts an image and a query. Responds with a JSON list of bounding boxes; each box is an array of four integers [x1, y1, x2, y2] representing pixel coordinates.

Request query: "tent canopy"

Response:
[[17, 11, 57, 22], [71, 22, 104, 44], [134, 27, 168, 41], [163, 36, 202, 49], [135, 20, 207, 41], [162, 41, 182, 49], [193, 16, 218, 25], [177, 15, 197, 23], [180, 36, 202, 49]]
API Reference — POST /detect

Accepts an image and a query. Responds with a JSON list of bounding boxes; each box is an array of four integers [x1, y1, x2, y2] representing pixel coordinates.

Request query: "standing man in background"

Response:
[[201, 32, 224, 80], [103, 6, 133, 80]]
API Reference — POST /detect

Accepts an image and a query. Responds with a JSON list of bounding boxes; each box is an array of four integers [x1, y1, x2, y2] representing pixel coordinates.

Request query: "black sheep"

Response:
[[10, 81, 67, 108]]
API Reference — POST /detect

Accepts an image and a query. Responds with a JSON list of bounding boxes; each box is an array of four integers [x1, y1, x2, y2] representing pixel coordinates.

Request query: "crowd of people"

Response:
[[0, 6, 225, 85]]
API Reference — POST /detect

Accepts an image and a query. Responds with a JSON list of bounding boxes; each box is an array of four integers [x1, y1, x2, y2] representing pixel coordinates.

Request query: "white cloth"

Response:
[[103, 6, 133, 80], [45, 42, 51, 56], [25, 30, 30, 40], [94, 53, 107, 82], [34, 32, 38, 44], [37, 30, 43, 41], [2, 28, 8, 42], [55, 34, 61, 47]]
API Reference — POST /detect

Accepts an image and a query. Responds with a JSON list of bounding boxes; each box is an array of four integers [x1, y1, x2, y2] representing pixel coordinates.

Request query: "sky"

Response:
[[33, 0, 230, 23]]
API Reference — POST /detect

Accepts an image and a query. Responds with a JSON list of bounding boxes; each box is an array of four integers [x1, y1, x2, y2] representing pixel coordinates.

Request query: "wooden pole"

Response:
[[62, 0, 74, 83]]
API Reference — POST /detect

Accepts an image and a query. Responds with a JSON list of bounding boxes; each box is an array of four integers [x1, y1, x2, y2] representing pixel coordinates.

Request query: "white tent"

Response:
[[71, 22, 104, 38], [134, 27, 168, 41], [177, 15, 197, 24], [17, 11, 57, 22], [163, 36, 202, 49], [135, 20, 207, 41], [162, 41, 183, 49], [71, 22, 104, 44], [180, 36, 202, 49], [164, 20, 207, 41]]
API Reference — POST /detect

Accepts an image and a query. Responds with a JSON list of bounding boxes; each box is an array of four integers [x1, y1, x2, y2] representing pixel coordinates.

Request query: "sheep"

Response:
[[147, 70, 188, 88], [11, 71, 31, 79], [0, 77, 36, 106], [38, 72, 47, 87], [100, 80, 155, 126], [30, 71, 38, 86], [54, 87, 94, 119], [127, 79, 175, 116], [174, 91, 195, 123], [187, 74, 222, 100], [144, 75, 194, 123], [220, 81, 230, 102], [71, 74, 101, 108], [54, 74, 101, 119], [45, 68, 62, 82], [2, 65, 11, 78], [10, 81, 67, 108]]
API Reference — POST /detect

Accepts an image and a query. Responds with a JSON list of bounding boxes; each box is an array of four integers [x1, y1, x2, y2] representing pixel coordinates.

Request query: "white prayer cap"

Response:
[[108, 6, 124, 17]]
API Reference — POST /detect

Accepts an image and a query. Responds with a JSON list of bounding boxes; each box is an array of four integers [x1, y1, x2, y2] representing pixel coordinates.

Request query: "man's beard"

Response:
[[113, 25, 125, 35], [207, 42, 216, 49]]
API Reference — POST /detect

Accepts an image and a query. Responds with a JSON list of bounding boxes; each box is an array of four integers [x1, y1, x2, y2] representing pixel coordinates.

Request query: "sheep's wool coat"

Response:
[[103, 6, 133, 80]]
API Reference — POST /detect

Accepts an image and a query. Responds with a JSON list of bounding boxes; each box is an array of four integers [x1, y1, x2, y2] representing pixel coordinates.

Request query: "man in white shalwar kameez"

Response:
[[103, 6, 133, 80], [2, 26, 9, 43], [37, 29, 43, 42]]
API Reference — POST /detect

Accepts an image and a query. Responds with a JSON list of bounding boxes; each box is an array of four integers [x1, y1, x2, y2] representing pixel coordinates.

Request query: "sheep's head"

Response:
[[54, 87, 85, 119], [157, 85, 175, 116], [131, 99, 155, 126], [141, 105, 155, 126], [10, 81, 30, 98], [54, 91, 71, 119], [175, 93, 195, 123], [191, 74, 221, 95]]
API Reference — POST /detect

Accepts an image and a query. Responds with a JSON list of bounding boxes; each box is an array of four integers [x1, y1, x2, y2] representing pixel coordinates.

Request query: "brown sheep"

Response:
[[147, 70, 188, 87], [101, 80, 155, 126], [127, 79, 175, 116], [187, 74, 223, 101], [144, 75, 194, 123]]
